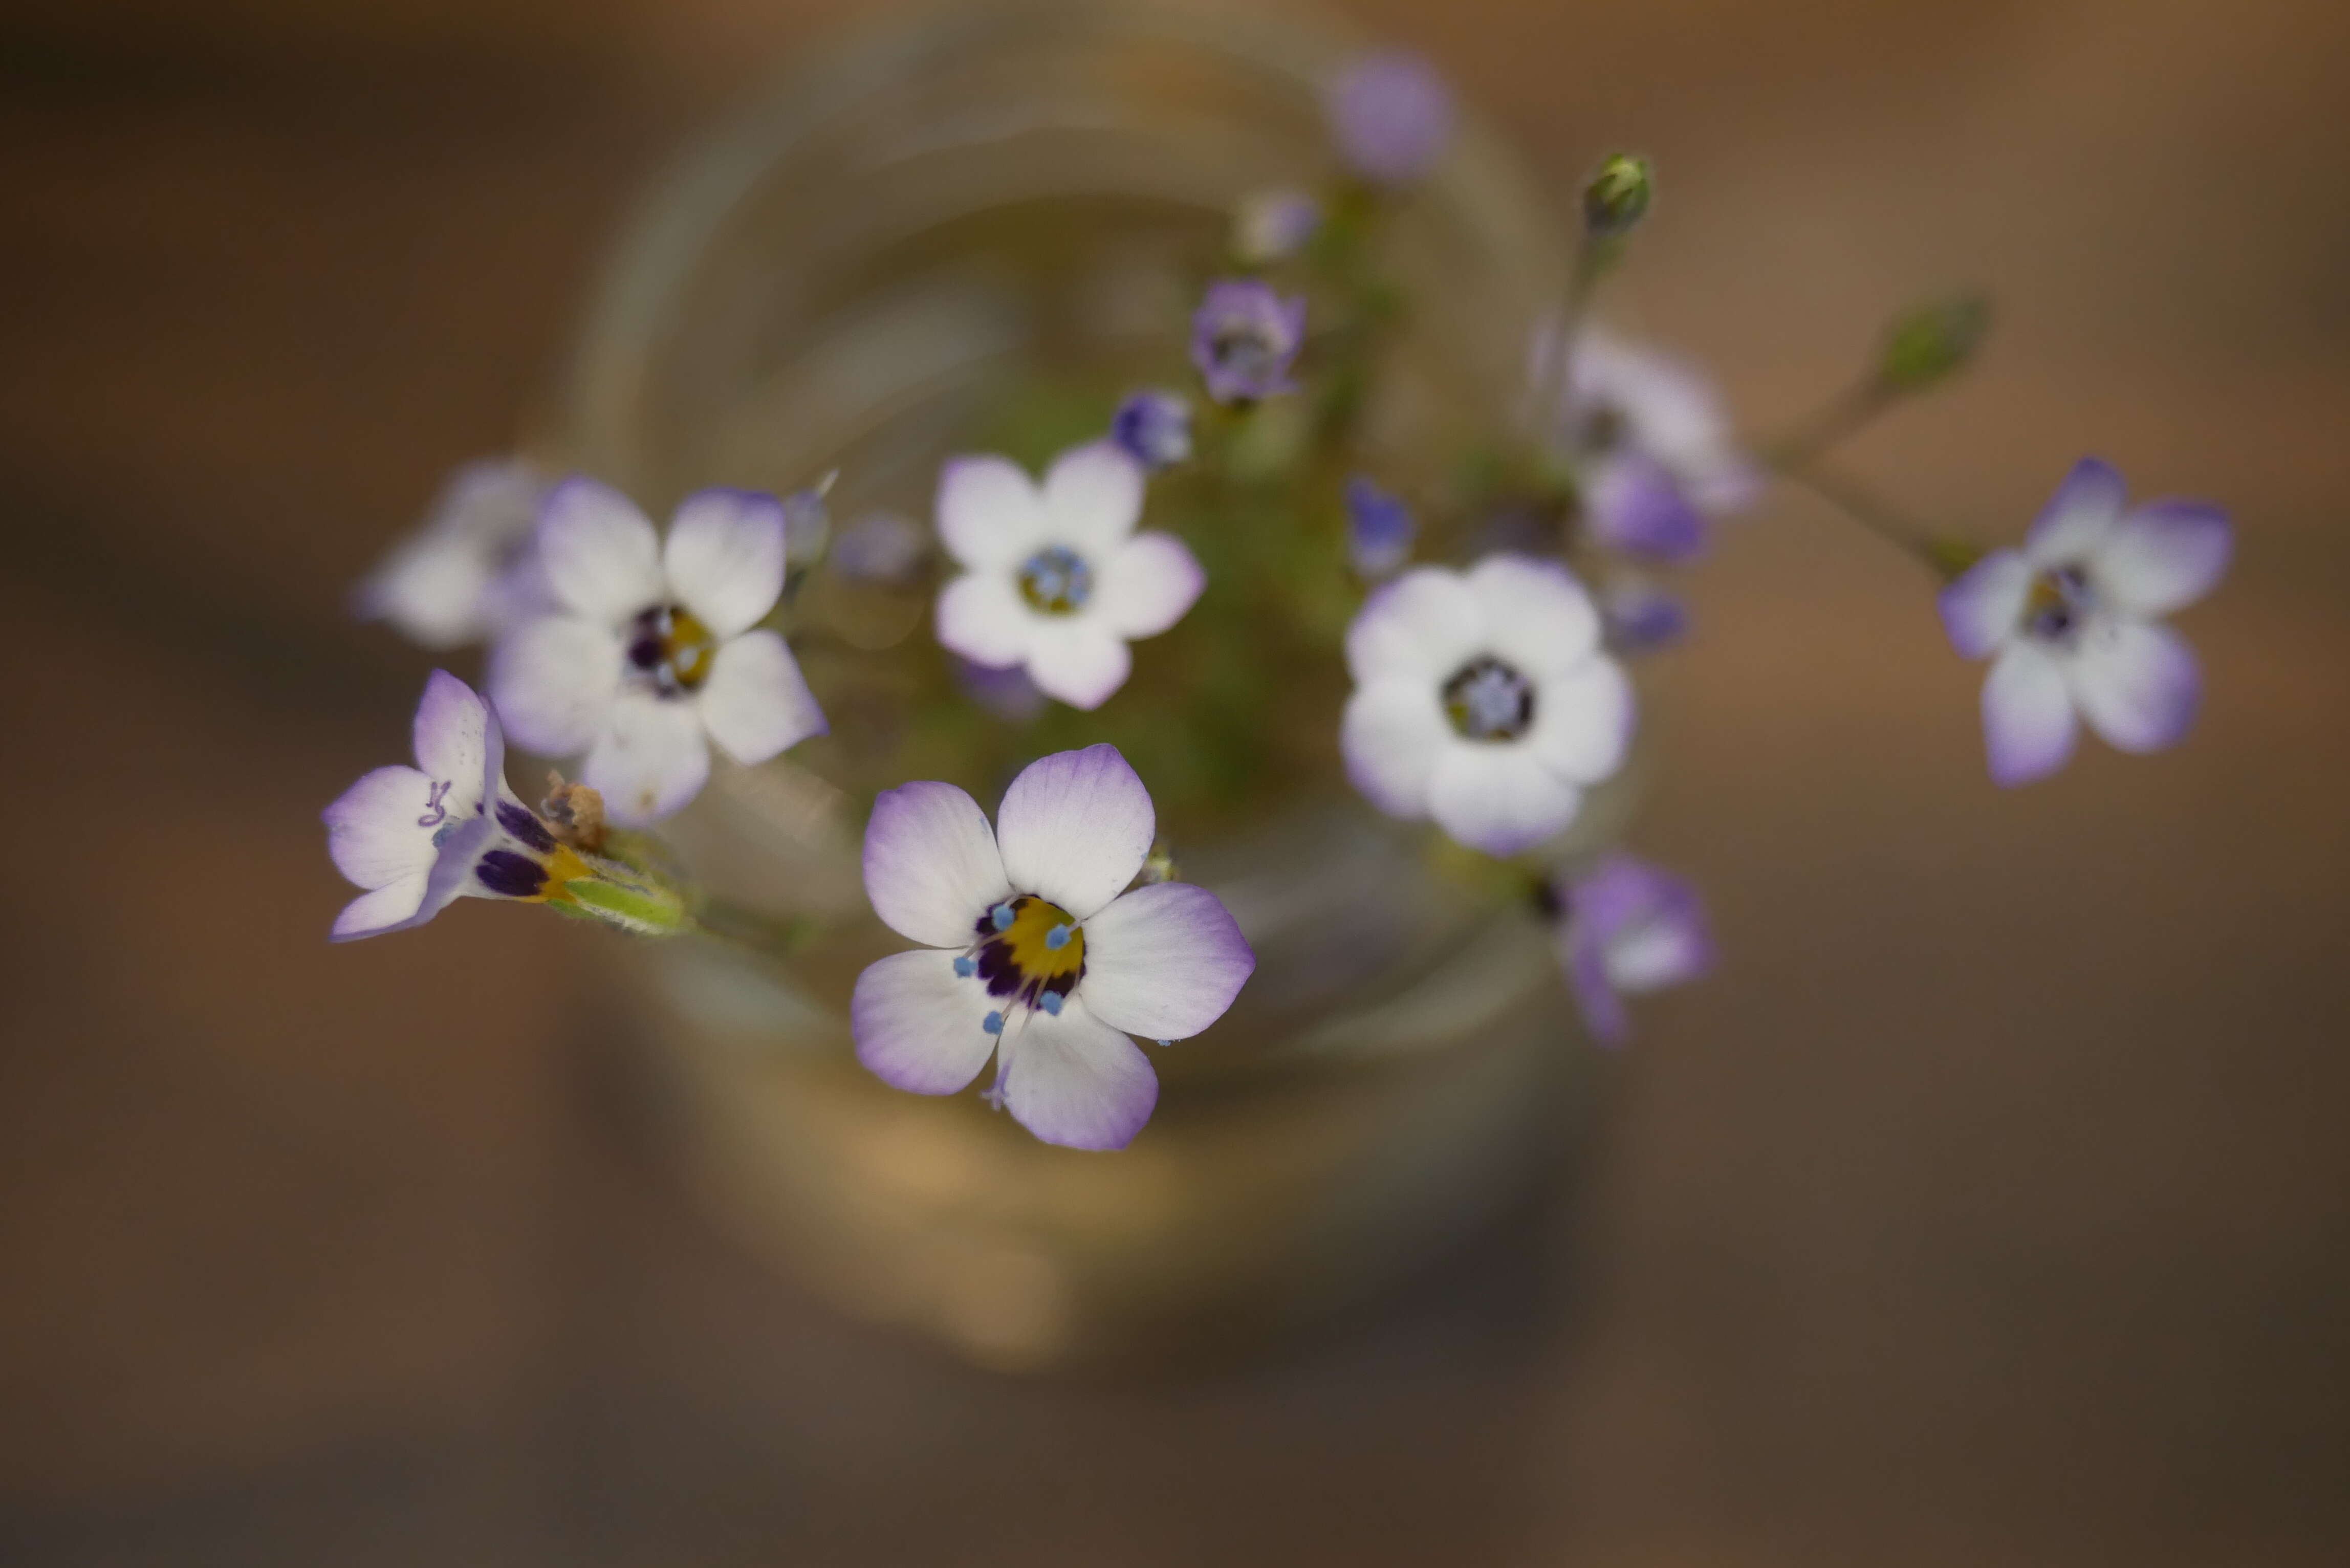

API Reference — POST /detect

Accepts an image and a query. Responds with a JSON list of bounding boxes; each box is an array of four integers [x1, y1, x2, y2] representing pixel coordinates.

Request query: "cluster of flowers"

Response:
[[330, 48, 2232, 1150]]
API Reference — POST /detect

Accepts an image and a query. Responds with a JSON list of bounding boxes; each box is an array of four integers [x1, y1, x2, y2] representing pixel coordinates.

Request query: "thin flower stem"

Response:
[[1774, 456, 1950, 574], [692, 897, 824, 962], [1758, 373, 1899, 470]]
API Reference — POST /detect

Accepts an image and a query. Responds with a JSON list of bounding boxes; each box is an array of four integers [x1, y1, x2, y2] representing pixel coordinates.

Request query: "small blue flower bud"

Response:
[[1344, 476, 1417, 580]]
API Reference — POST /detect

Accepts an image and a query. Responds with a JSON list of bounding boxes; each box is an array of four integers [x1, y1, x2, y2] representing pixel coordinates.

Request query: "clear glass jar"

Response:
[[556, 0, 1626, 1369]]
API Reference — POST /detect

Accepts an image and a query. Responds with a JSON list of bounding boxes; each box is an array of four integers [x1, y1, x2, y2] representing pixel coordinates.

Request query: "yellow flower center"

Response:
[[972, 894, 1086, 1008]]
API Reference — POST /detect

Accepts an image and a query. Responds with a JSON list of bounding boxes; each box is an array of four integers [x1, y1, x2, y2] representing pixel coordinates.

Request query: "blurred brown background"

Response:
[[4, 0, 2347, 1562]]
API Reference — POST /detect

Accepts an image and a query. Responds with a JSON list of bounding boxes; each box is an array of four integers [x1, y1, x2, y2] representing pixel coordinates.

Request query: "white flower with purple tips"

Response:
[[1326, 52, 1455, 185], [489, 478, 826, 826], [933, 441, 1203, 711], [1939, 458, 2230, 787], [1552, 855, 1713, 1047], [1191, 280, 1307, 405], [852, 745, 1255, 1151], [1342, 554, 1635, 856], [356, 459, 552, 649]]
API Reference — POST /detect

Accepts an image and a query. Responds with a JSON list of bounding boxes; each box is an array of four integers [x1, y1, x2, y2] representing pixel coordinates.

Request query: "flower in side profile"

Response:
[[1326, 51, 1455, 185], [1110, 389, 1193, 469], [1939, 458, 2231, 787], [1231, 188, 1322, 263], [1342, 554, 1635, 856], [489, 480, 826, 825], [1550, 855, 1713, 1047], [932, 442, 1203, 710], [356, 459, 552, 648], [1344, 475, 1417, 580], [1191, 280, 1307, 405], [852, 745, 1255, 1150]]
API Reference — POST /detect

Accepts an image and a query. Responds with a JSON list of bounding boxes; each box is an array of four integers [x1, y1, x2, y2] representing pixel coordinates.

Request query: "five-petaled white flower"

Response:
[[852, 744, 1255, 1151], [356, 458, 552, 648], [1342, 554, 1635, 856], [490, 478, 827, 826], [1939, 457, 2231, 787], [933, 442, 1204, 710]]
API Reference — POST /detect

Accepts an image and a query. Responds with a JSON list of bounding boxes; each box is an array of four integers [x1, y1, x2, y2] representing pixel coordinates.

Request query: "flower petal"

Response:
[[323, 764, 439, 890], [1345, 567, 1483, 685], [997, 995, 1159, 1151], [1093, 532, 1204, 639], [410, 669, 494, 808], [937, 571, 1034, 669], [1523, 656, 1635, 783], [537, 476, 663, 620], [2023, 457, 2126, 568], [862, 780, 1011, 948], [331, 874, 432, 943], [1040, 441, 1145, 555], [1573, 857, 1714, 995], [1557, 924, 1629, 1048], [662, 488, 787, 639], [1938, 548, 2033, 660], [2067, 617, 2201, 753], [1427, 744, 1583, 856], [696, 629, 826, 766], [851, 947, 1000, 1095], [1468, 552, 1603, 678], [995, 744, 1155, 920], [582, 694, 710, 826], [1981, 640, 2078, 786], [1078, 883, 1256, 1041], [1585, 454, 1708, 562], [2088, 501, 2232, 618], [1340, 677, 1450, 817], [937, 455, 1045, 571], [1023, 620, 1132, 710], [488, 614, 622, 756]]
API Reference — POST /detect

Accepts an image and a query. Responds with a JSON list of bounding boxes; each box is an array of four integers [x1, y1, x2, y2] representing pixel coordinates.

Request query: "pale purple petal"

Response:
[[1341, 678, 1450, 817], [937, 571, 1033, 669], [996, 996, 1159, 1151], [1938, 548, 2034, 660], [1344, 476, 1417, 580], [2088, 501, 2233, 618], [1231, 189, 1321, 264], [1559, 921, 1631, 1048], [1040, 441, 1145, 556], [2023, 457, 2127, 568], [1427, 744, 1584, 856], [1023, 620, 1132, 710], [1585, 453, 1708, 562], [851, 948, 1000, 1095], [1572, 855, 1714, 996], [1078, 883, 1256, 1042], [1982, 640, 2078, 787], [937, 455, 1044, 571], [1093, 532, 1204, 639], [537, 476, 663, 620], [1467, 552, 1603, 678], [583, 694, 710, 826], [329, 809, 494, 943], [831, 510, 929, 584], [1326, 51, 1454, 184], [323, 764, 439, 890], [695, 629, 826, 766], [662, 488, 787, 639], [355, 459, 544, 648], [1344, 567, 1483, 685], [862, 780, 1011, 949], [2066, 617, 2201, 753], [1601, 578, 1688, 652], [995, 744, 1155, 920], [331, 875, 433, 943], [409, 668, 493, 811], [1522, 657, 1635, 783], [488, 614, 622, 757], [1111, 390, 1193, 469]]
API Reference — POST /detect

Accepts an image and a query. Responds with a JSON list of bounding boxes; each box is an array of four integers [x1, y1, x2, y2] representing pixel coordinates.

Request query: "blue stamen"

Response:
[[953, 955, 976, 977], [1045, 923, 1073, 949], [991, 903, 1016, 931], [1039, 991, 1064, 1016], [983, 1010, 1005, 1035], [1155, 1038, 1172, 1048]]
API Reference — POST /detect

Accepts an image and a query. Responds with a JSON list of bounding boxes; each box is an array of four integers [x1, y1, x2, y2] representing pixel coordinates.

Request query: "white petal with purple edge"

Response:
[[1341, 678, 1450, 816], [2088, 502, 2232, 618], [584, 693, 710, 825], [332, 875, 433, 942], [1560, 924, 1631, 1048], [697, 630, 825, 765], [1023, 620, 1132, 710], [1093, 532, 1204, 639], [2067, 618, 2201, 753], [1467, 553, 1602, 676], [1040, 442, 1145, 555], [1523, 657, 1634, 782], [1981, 641, 2078, 786], [995, 744, 1155, 920], [937, 572, 1033, 669], [852, 948, 1002, 1096], [663, 489, 787, 639], [1078, 883, 1256, 1041], [1345, 568, 1482, 685], [2023, 458, 2127, 568], [324, 765, 438, 889], [1938, 549, 2033, 660], [538, 477, 664, 620], [489, 614, 622, 756], [862, 781, 1010, 948], [937, 456, 1044, 570], [1427, 744, 1583, 856], [997, 996, 1159, 1151], [410, 669, 493, 810]]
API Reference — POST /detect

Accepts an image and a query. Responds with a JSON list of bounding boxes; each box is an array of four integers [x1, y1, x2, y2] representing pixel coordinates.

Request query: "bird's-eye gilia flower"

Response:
[[853, 745, 1255, 1151], [1191, 280, 1308, 405], [1939, 458, 2231, 787], [1344, 475, 1417, 580], [488, 480, 826, 827], [1342, 554, 1635, 857], [356, 459, 552, 649], [933, 442, 1203, 711], [1111, 389, 1193, 470], [1326, 51, 1455, 185], [1231, 188, 1322, 264], [1551, 855, 1713, 1047]]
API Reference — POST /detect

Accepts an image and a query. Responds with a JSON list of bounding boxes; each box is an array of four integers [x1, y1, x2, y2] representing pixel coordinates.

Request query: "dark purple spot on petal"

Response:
[[496, 799, 557, 854], [475, 849, 547, 899]]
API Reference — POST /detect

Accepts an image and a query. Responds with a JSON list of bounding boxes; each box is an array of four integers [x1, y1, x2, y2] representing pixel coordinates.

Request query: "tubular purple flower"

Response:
[[1326, 51, 1455, 184], [1190, 280, 1307, 405]]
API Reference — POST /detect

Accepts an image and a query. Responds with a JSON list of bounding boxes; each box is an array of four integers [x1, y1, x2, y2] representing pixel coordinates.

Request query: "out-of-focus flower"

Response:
[[1342, 554, 1635, 856], [490, 480, 826, 826], [1231, 189, 1322, 264], [1600, 575, 1689, 652], [1344, 475, 1417, 580], [1111, 389, 1193, 469], [356, 459, 552, 648], [1326, 51, 1455, 185], [1191, 280, 1307, 405], [852, 744, 1255, 1150], [932, 442, 1203, 710], [954, 656, 1048, 725], [1550, 854, 1712, 1046], [830, 509, 930, 584], [1939, 458, 2230, 787]]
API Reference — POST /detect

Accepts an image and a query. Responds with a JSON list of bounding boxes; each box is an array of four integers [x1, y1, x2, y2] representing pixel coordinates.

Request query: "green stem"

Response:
[[1774, 457, 1952, 574], [691, 897, 823, 962], [1758, 373, 1899, 470]]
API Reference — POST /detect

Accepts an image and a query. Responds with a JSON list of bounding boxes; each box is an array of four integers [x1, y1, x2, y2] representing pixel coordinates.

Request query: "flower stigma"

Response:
[[1442, 656, 1537, 741], [1017, 546, 1094, 615], [624, 604, 719, 695]]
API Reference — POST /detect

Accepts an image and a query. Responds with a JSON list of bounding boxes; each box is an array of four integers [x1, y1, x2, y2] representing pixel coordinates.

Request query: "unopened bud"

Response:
[[1879, 295, 1991, 391], [1582, 154, 1653, 238]]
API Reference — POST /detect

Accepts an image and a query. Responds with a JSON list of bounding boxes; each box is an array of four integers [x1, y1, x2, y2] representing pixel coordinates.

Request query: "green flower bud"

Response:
[[1582, 154, 1653, 238], [1879, 295, 1991, 391]]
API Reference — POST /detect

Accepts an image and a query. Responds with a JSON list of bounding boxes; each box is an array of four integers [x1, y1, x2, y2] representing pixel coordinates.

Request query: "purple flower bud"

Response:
[[1344, 476, 1417, 580], [1111, 389, 1193, 469], [1601, 577, 1689, 653], [1326, 51, 1455, 184], [1551, 854, 1713, 1048], [830, 510, 929, 584], [1190, 279, 1308, 404], [1586, 452, 1709, 563], [1232, 188, 1322, 263]]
